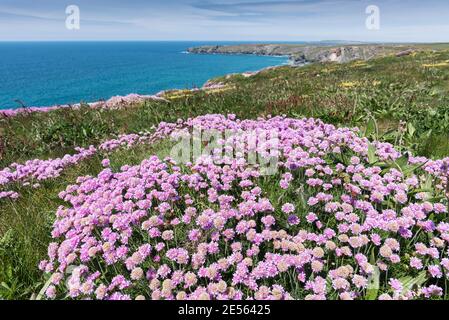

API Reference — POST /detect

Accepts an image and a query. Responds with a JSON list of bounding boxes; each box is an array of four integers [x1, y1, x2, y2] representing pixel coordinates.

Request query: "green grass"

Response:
[[2, 49, 449, 299]]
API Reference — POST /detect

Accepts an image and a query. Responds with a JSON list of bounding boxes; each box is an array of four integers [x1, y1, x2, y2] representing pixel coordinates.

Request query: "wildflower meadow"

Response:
[[2, 49, 449, 300], [4, 114, 449, 300]]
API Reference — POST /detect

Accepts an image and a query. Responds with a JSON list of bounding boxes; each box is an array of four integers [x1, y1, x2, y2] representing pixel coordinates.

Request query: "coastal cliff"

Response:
[[188, 44, 415, 65]]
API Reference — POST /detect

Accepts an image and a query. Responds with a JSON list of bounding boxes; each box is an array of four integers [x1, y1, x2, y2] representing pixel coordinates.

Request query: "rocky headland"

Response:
[[188, 43, 417, 65]]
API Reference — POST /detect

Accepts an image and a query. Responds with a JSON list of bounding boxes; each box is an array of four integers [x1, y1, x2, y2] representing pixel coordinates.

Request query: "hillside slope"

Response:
[[188, 43, 422, 64], [1, 49, 449, 299]]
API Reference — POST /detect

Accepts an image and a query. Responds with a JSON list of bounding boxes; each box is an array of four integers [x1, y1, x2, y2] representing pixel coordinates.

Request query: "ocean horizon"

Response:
[[0, 41, 289, 110]]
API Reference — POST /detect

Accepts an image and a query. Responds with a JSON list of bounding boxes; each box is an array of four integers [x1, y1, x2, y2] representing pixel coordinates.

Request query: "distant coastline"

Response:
[[0, 41, 287, 112], [187, 43, 418, 65], [0, 41, 428, 117]]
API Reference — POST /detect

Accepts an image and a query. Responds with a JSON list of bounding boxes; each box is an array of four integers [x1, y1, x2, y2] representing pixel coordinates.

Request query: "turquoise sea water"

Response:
[[0, 41, 288, 109]]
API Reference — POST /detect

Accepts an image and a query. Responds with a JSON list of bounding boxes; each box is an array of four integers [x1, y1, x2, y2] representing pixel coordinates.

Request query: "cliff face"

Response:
[[188, 44, 413, 65]]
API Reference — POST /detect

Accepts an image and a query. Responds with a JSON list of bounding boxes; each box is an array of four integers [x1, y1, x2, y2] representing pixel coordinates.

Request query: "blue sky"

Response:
[[0, 0, 448, 42]]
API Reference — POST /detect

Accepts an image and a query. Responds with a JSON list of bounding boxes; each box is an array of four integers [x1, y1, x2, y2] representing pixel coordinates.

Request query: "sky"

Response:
[[0, 0, 448, 42]]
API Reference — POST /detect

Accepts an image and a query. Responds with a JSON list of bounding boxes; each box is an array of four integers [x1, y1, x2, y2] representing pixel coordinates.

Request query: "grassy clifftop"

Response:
[[2, 48, 449, 166], [188, 43, 449, 64], [1, 48, 449, 299]]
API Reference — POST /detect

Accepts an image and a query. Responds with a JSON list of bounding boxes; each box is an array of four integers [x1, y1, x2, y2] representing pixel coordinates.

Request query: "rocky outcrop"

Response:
[[188, 44, 414, 65], [0, 94, 168, 117], [395, 49, 415, 57]]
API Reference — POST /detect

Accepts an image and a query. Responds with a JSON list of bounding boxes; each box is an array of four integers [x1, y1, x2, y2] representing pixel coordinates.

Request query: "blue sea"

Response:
[[0, 41, 288, 110]]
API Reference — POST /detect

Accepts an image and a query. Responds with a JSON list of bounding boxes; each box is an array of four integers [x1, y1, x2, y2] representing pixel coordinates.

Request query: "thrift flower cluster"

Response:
[[0, 121, 182, 200], [0, 93, 167, 118], [32, 114, 449, 299]]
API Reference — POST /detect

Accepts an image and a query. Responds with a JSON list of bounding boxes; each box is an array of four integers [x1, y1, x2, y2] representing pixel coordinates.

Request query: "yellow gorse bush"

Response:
[[422, 62, 449, 68], [351, 61, 370, 68], [203, 85, 236, 95], [164, 89, 196, 100], [164, 85, 236, 100], [339, 81, 360, 88]]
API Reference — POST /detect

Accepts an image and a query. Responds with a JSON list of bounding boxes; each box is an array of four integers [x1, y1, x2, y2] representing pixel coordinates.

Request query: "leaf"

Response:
[[411, 188, 433, 194], [35, 276, 53, 301], [399, 271, 427, 296], [424, 129, 433, 139], [365, 117, 378, 138], [365, 249, 380, 300], [426, 196, 446, 202], [402, 160, 428, 176], [1, 282, 11, 291], [369, 248, 376, 267], [368, 144, 379, 165], [393, 153, 410, 172], [325, 276, 332, 295], [365, 268, 380, 300], [35, 265, 77, 300], [407, 122, 416, 137], [423, 175, 433, 190]]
